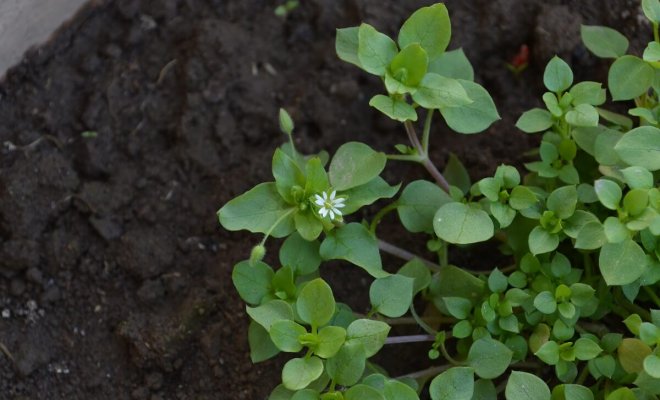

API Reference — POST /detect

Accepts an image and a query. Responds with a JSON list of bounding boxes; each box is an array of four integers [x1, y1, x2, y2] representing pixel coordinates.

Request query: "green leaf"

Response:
[[552, 384, 594, 400], [398, 3, 451, 60], [505, 371, 551, 400], [248, 321, 280, 363], [247, 300, 294, 331], [594, 128, 624, 165], [535, 341, 560, 365], [329, 142, 387, 191], [273, 146, 306, 200], [575, 221, 606, 250], [398, 258, 432, 294], [282, 356, 324, 391], [453, 320, 473, 339], [320, 223, 386, 278], [336, 27, 361, 68], [605, 388, 635, 400], [468, 338, 513, 379], [472, 379, 497, 400], [370, 275, 414, 317], [547, 185, 578, 219], [291, 390, 320, 400], [233, 260, 274, 305], [412, 73, 472, 109], [430, 265, 487, 312], [580, 25, 628, 58], [358, 24, 398, 76], [618, 338, 652, 373], [608, 56, 654, 101], [398, 180, 453, 233], [543, 56, 573, 93], [509, 186, 538, 210], [369, 95, 417, 122], [488, 268, 508, 293], [388, 43, 428, 88], [295, 211, 324, 241], [345, 384, 385, 400], [304, 157, 330, 195], [565, 104, 599, 127], [439, 80, 500, 134], [594, 179, 621, 210], [599, 239, 648, 286], [218, 182, 295, 238], [443, 153, 471, 194], [516, 109, 554, 133], [644, 41, 660, 62], [529, 226, 559, 255], [270, 320, 307, 352], [569, 81, 606, 106], [534, 291, 557, 314], [643, 354, 660, 379], [643, 0, 660, 22], [444, 297, 473, 319], [543, 92, 563, 117], [634, 371, 660, 395], [297, 279, 336, 327], [621, 166, 654, 190], [597, 108, 633, 129], [614, 126, 660, 171], [384, 380, 419, 400], [326, 341, 367, 386], [604, 217, 628, 243], [279, 233, 322, 276], [342, 177, 400, 215], [574, 338, 603, 361], [428, 48, 474, 80], [429, 367, 475, 400], [346, 319, 390, 357], [316, 326, 347, 358], [434, 203, 494, 244]]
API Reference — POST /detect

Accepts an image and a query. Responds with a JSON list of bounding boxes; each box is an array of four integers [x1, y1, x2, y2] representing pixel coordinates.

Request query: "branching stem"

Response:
[[377, 239, 441, 272], [385, 334, 436, 345], [403, 119, 451, 193]]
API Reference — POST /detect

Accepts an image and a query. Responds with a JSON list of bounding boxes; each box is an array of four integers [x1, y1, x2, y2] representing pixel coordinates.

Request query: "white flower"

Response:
[[313, 190, 346, 221]]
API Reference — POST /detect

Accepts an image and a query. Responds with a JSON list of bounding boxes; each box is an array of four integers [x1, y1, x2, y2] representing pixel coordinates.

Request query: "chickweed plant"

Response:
[[218, 2, 660, 399]]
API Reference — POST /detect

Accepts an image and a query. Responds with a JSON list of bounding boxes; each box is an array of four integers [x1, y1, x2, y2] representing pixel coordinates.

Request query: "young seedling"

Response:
[[219, 2, 660, 399]]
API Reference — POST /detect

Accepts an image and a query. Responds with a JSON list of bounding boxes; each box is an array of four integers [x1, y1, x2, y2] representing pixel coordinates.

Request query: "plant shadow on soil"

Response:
[[0, 0, 647, 398]]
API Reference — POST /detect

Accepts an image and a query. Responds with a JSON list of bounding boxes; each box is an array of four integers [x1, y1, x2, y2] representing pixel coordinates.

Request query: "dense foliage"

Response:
[[218, 2, 660, 399]]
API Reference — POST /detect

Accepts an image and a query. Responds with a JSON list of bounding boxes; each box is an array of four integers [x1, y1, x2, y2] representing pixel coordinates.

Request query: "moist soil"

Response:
[[0, 0, 647, 399]]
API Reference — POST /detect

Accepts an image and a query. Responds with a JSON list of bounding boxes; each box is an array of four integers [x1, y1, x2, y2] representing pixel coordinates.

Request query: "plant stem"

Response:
[[403, 120, 451, 193], [377, 239, 441, 272], [396, 365, 451, 380], [422, 109, 434, 153], [385, 334, 436, 345], [386, 154, 423, 162], [369, 203, 399, 235], [410, 304, 439, 335], [613, 289, 652, 321], [654, 22, 660, 43], [644, 286, 660, 308], [259, 208, 298, 245], [438, 340, 464, 366], [383, 316, 454, 327]]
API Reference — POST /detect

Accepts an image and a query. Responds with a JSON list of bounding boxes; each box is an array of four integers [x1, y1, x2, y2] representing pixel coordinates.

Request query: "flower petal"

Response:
[[330, 190, 337, 200], [333, 208, 343, 217], [329, 210, 335, 220], [334, 202, 345, 209], [322, 191, 328, 200], [319, 207, 328, 217]]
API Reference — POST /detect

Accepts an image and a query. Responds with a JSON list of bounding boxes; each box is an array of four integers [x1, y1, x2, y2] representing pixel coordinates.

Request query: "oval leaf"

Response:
[[434, 202, 494, 244]]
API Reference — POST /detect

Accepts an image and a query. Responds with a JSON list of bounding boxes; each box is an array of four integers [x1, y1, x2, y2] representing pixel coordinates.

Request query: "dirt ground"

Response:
[[0, 0, 647, 398]]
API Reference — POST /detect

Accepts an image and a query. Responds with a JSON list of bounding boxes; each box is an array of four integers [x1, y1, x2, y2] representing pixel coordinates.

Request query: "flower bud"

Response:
[[249, 244, 266, 265]]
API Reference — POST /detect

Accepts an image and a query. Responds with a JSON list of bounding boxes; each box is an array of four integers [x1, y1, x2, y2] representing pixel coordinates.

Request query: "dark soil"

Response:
[[0, 0, 647, 398]]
